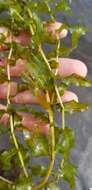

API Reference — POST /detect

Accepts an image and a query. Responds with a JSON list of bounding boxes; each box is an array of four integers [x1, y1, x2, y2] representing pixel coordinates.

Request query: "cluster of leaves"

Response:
[[0, 0, 91, 190]]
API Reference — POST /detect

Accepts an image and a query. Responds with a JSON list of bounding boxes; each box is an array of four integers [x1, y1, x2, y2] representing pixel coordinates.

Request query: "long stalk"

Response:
[[32, 92, 55, 190], [0, 176, 13, 185], [27, 7, 65, 185], [39, 46, 65, 128], [6, 45, 28, 178]]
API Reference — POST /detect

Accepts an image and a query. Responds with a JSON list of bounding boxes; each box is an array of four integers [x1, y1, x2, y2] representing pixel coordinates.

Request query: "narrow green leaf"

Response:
[[60, 161, 77, 189], [27, 53, 54, 90], [25, 133, 49, 157], [70, 25, 86, 48], [61, 74, 92, 87], [56, 101, 89, 114], [0, 148, 17, 171], [32, 13, 45, 44], [56, 127, 75, 156], [47, 47, 72, 58], [64, 101, 89, 114], [55, 0, 72, 15]]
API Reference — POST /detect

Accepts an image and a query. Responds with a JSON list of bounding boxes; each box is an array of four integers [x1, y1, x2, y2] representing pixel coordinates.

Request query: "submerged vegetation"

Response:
[[0, 0, 91, 189]]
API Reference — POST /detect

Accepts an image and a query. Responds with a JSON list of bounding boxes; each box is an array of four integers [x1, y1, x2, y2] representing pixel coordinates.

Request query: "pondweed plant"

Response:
[[0, 0, 91, 189]]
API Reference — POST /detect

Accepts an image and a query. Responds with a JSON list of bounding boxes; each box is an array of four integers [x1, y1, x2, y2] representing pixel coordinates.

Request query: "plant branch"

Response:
[[0, 176, 14, 185], [38, 45, 65, 129], [6, 43, 28, 178], [27, 7, 65, 185], [10, 114, 28, 178], [32, 91, 55, 190]]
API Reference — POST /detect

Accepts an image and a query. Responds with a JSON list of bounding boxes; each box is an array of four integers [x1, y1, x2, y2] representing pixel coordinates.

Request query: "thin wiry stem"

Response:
[[6, 44, 28, 178], [0, 176, 14, 185], [10, 115, 28, 178], [27, 7, 65, 186], [39, 45, 52, 71], [32, 92, 55, 190], [55, 85, 65, 130]]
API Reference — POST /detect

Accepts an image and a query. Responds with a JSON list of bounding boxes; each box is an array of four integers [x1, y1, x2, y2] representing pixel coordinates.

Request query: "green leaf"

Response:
[[61, 74, 92, 87], [70, 25, 86, 48], [31, 164, 47, 177], [31, 13, 45, 44], [49, 59, 59, 69], [8, 104, 48, 123], [56, 127, 75, 156], [27, 0, 49, 13], [27, 53, 54, 90], [60, 161, 77, 189], [47, 46, 72, 58], [64, 101, 89, 114], [55, 0, 72, 15], [58, 47, 72, 57], [0, 0, 10, 10], [15, 177, 32, 190], [9, 1, 22, 21], [56, 101, 89, 114], [25, 133, 49, 157], [0, 148, 17, 171], [0, 67, 7, 84]]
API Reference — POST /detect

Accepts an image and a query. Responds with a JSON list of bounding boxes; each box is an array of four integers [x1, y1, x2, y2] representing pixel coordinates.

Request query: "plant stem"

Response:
[[0, 176, 13, 185], [55, 38, 65, 170], [27, 7, 65, 183], [27, 8, 35, 36], [55, 38, 60, 75], [55, 37, 65, 130], [39, 45, 52, 71], [56, 40, 60, 62], [55, 85, 65, 130], [10, 114, 28, 178], [39, 46, 65, 130], [32, 92, 55, 190], [27, 9, 55, 189], [6, 45, 28, 178]]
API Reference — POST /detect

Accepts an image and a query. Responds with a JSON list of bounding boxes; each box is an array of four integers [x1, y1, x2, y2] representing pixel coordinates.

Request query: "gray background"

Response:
[[58, 0, 92, 189]]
